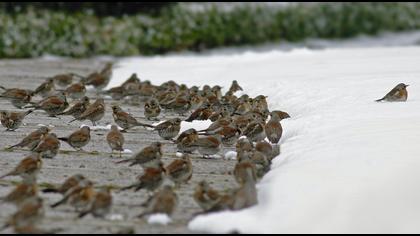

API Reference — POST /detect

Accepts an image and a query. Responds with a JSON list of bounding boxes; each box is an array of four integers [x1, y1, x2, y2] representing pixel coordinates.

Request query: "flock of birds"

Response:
[[0, 57, 411, 234], [0, 62, 290, 233]]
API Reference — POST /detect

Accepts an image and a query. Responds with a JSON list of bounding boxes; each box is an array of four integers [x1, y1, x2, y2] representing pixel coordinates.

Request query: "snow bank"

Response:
[[112, 46, 420, 233]]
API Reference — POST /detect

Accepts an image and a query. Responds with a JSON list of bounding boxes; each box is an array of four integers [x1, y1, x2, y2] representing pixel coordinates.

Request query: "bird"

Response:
[[230, 179, 258, 211], [102, 86, 125, 100], [57, 96, 90, 119], [137, 185, 178, 218], [52, 73, 74, 88], [33, 78, 55, 98], [193, 134, 222, 158], [78, 187, 113, 219], [7, 126, 50, 150], [228, 80, 243, 93], [0, 110, 33, 131], [189, 93, 205, 111], [107, 125, 125, 157], [153, 118, 182, 140], [70, 98, 105, 126], [252, 95, 269, 112], [175, 128, 199, 154], [144, 99, 161, 121], [58, 126, 91, 151], [51, 179, 95, 212], [255, 140, 279, 161], [236, 137, 254, 153], [160, 95, 191, 115], [238, 150, 270, 179], [233, 160, 258, 185], [376, 83, 409, 102], [42, 174, 87, 195], [1, 197, 45, 232], [0, 87, 33, 109], [0, 182, 38, 207], [165, 155, 193, 187], [119, 162, 166, 194], [64, 82, 86, 100], [193, 181, 221, 212], [81, 63, 113, 91], [25, 92, 69, 117], [115, 142, 163, 169], [185, 103, 213, 122], [201, 124, 241, 147], [243, 121, 266, 143], [32, 133, 61, 159], [111, 105, 153, 131], [0, 153, 42, 182], [265, 112, 283, 144]]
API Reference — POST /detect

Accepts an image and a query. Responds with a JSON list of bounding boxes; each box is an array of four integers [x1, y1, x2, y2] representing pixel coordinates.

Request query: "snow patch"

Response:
[[147, 214, 172, 225]]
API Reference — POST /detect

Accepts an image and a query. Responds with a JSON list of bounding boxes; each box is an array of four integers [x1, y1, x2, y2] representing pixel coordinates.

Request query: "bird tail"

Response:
[[51, 198, 66, 208], [68, 118, 77, 123], [0, 86, 6, 91], [25, 109, 34, 116], [78, 210, 89, 218], [135, 122, 154, 128], [114, 158, 133, 164], [0, 172, 11, 180], [58, 137, 69, 142], [118, 184, 136, 192], [42, 187, 59, 194], [375, 98, 384, 102]]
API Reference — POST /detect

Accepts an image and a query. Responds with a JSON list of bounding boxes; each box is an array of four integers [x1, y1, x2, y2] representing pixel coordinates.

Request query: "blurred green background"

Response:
[[1, 2, 420, 58]]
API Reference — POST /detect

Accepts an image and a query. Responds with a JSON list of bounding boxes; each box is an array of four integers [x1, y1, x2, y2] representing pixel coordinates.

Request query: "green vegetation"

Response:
[[1, 3, 420, 58]]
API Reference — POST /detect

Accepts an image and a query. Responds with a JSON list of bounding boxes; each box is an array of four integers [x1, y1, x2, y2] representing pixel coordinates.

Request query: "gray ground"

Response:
[[0, 59, 238, 234]]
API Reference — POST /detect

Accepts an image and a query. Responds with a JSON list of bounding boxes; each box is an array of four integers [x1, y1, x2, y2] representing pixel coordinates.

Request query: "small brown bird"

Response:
[[230, 179, 258, 211], [82, 63, 113, 91], [51, 179, 95, 211], [376, 83, 409, 102], [255, 140, 279, 161], [103, 86, 125, 100], [52, 73, 74, 87], [112, 105, 153, 131], [58, 126, 91, 151], [185, 103, 213, 122], [233, 160, 258, 185], [236, 137, 254, 153], [120, 162, 166, 193], [26, 92, 69, 117], [0, 153, 42, 182], [0, 182, 38, 207], [78, 187, 113, 219], [42, 174, 87, 195], [252, 95, 269, 112], [70, 98, 105, 126], [0, 110, 33, 131], [165, 155, 193, 187], [64, 83, 86, 100], [193, 134, 222, 158], [229, 80, 243, 93], [138, 185, 178, 218], [193, 181, 221, 212], [33, 78, 55, 98], [57, 96, 90, 119], [1, 197, 44, 232], [153, 118, 182, 140], [107, 125, 125, 157], [202, 125, 241, 147], [32, 133, 61, 159], [144, 99, 161, 121], [243, 121, 266, 143], [115, 142, 163, 168], [238, 150, 270, 178], [7, 126, 50, 150], [0, 87, 33, 109], [175, 128, 199, 153], [190, 93, 205, 111], [265, 112, 283, 144]]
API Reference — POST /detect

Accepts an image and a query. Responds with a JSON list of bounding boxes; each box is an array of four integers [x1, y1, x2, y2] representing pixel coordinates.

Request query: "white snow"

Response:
[[147, 214, 172, 225], [224, 151, 237, 160], [111, 44, 420, 233]]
